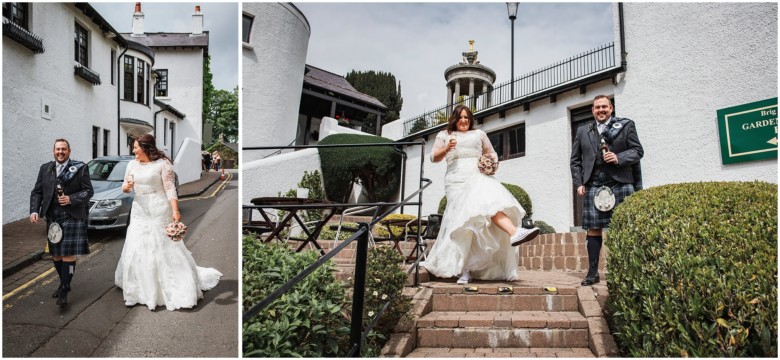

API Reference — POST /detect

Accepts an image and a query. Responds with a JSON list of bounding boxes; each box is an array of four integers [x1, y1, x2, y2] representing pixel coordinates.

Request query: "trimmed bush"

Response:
[[607, 181, 777, 357], [533, 220, 556, 234], [373, 213, 418, 239], [437, 182, 533, 217], [318, 134, 402, 203], [242, 237, 350, 357]]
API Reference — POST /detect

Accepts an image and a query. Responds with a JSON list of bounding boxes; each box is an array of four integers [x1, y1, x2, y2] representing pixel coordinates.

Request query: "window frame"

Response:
[[487, 123, 527, 161], [103, 129, 110, 156], [242, 13, 254, 43], [136, 58, 145, 105], [74, 21, 88, 67], [3, 3, 29, 29], [156, 69, 168, 97], [123, 55, 134, 100]]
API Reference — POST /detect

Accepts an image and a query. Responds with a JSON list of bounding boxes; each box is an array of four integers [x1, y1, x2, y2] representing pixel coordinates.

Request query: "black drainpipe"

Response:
[[618, 2, 627, 70], [117, 45, 128, 155]]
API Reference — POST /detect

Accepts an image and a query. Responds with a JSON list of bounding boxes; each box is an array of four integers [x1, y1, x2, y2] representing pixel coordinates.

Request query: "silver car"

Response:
[[86, 155, 178, 229]]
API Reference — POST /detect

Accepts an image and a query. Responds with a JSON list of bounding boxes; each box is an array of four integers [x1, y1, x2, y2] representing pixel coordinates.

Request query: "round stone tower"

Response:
[[444, 40, 496, 111]]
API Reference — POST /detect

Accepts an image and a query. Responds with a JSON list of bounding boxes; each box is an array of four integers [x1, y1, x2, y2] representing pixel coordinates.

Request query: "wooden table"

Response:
[[244, 197, 344, 256]]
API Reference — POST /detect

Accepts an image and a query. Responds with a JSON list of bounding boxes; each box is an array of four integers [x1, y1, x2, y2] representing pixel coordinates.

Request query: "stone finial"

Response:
[[469, 40, 474, 52]]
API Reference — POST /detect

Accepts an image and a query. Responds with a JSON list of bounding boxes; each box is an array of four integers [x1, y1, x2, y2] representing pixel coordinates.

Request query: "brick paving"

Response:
[[2, 170, 225, 295]]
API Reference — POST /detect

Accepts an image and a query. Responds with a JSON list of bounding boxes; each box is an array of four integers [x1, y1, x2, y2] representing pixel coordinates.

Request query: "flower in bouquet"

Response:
[[165, 221, 187, 241], [478, 154, 498, 175]]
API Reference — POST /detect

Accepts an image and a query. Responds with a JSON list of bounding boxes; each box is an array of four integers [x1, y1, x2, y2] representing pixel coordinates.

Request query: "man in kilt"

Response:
[[570, 95, 643, 286], [30, 139, 93, 306]]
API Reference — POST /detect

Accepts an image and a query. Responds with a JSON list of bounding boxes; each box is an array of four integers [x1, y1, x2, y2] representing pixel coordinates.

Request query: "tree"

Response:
[[345, 70, 403, 128], [207, 86, 239, 143], [202, 54, 215, 141]]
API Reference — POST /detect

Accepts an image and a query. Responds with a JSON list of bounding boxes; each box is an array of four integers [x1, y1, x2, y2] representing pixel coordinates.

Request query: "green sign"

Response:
[[717, 97, 777, 164]]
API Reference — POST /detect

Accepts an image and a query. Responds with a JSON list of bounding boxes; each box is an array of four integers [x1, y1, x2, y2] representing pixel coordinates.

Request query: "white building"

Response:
[[385, 2, 777, 232], [2, 3, 210, 223], [241, 2, 776, 232], [121, 3, 209, 184], [242, 2, 310, 162]]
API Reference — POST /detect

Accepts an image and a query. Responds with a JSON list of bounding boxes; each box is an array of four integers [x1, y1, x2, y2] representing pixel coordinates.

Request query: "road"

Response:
[[2, 172, 239, 357]]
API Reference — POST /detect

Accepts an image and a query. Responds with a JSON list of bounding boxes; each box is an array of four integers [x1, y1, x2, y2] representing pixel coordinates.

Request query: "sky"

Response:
[[91, 2, 238, 91], [296, 2, 615, 120]]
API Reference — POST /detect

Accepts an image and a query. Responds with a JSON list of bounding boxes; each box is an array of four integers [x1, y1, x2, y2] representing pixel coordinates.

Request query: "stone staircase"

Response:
[[406, 283, 593, 357]]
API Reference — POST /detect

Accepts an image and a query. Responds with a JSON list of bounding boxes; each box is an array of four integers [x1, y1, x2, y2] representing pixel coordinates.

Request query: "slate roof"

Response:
[[304, 65, 386, 109], [120, 32, 209, 48]]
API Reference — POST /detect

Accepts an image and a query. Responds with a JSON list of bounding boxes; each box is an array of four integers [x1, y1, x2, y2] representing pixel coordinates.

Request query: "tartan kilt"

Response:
[[47, 207, 90, 256], [582, 182, 635, 230]]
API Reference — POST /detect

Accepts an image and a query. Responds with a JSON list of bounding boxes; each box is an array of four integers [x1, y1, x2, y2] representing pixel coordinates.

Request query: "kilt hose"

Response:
[[47, 204, 89, 256], [582, 169, 635, 230]]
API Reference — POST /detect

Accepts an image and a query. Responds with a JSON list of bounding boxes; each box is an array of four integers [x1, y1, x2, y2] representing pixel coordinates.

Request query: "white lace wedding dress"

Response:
[[423, 129, 526, 281], [115, 159, 222, 310]]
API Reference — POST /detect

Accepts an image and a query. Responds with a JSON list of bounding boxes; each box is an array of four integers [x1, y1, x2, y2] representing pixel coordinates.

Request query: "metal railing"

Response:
[[403, 42, 617, 136], [242, 140, 430, 356]]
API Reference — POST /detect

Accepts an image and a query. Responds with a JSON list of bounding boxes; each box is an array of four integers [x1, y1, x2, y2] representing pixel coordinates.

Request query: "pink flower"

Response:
[[165, 221, 188, 241]]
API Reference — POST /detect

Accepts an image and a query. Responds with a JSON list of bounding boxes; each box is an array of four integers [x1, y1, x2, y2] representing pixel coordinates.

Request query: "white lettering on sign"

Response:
[[742, 117, 778, 131], [761, 109, 777, 117]]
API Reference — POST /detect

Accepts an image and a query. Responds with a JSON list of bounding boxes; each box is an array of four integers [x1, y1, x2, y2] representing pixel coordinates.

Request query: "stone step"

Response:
[[416, 327, 589, 349], [406, 347, 595, 357], [417, 311, 588, 330], [429, 286, 578, 312]]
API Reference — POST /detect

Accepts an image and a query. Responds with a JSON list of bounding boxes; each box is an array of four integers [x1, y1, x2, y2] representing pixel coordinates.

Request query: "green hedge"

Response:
[[533, 220, 556, 234], [607, 181, 777, 357], [437, 182, 532, 218], [242, 238, 350, 357], [318, 134, 402, 203]]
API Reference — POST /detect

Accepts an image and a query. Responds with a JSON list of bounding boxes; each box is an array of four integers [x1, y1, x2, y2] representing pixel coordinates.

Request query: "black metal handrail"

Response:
[[403, 42, 617, 136], [243, 140, 430, 356]]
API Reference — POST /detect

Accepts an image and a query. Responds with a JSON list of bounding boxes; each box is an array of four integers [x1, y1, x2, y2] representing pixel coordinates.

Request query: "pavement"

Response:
[[1, 170, 226, 284]]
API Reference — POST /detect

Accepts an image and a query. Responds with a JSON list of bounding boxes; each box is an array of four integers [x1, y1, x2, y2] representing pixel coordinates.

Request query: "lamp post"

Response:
[[507, 2, 518, 99]]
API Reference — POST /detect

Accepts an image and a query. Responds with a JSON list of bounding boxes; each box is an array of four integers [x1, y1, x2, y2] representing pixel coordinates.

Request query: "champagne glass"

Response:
[[127, 173, 135, 191]]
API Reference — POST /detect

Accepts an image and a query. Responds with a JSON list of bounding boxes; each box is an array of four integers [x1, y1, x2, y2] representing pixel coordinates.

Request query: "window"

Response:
[[156, 69, 168, 97], [242, 14, 253, 43], [74, 22, 88, 67], [137, 59, 145, 104], [488, 123, 526, 160], [103, 129, 109, 156], [123, 55, 134, 100], [146, 64, 150, 104], [92, 126, 99, 159], [110, 50, 115, 85], [3, 3, 28, 29]]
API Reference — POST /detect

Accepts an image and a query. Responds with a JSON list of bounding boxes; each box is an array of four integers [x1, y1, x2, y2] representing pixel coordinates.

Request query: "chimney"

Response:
[[131, 2, 144, 37], [192, 5, 203, 35]]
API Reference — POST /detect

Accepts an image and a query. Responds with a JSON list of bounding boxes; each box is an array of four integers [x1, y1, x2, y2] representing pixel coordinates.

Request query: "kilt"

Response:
[[47, 205, 90, 256], [582, 169, 635, 230]]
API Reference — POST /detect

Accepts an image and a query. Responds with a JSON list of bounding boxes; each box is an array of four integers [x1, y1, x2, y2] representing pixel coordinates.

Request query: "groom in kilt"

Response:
[[30, 139, 93, 306], [570, 95, 644, 286]]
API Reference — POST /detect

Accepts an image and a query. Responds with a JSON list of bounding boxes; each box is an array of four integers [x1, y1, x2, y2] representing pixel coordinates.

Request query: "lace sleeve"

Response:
[[161, 160, 178, 201], [429, 131, 448, 162], [480, 130, 498, 162]]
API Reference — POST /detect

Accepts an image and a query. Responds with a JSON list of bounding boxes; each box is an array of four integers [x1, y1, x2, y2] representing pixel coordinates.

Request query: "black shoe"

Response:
[[56, 289, 68, 306], [581, 272, 600, 286], [52, 287, 61, 299]]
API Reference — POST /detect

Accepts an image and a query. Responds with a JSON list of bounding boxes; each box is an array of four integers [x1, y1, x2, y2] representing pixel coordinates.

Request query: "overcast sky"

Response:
[[296, 2, 614, 119], [91, 2, 238, 91]]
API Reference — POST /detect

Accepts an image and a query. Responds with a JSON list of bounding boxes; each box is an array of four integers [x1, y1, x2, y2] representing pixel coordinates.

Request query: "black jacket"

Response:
[[30, 160, 94, 219], [571, 117, 644, 189]]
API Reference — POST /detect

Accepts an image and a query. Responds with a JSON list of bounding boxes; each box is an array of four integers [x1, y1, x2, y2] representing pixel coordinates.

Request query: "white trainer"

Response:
[[510, 226, 540, 246], [456, 271, 472, 285]]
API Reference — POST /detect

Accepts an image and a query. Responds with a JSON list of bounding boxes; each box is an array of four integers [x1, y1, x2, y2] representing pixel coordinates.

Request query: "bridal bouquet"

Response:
[[478, 154, 498, 175], [165, 221, 188, 241]]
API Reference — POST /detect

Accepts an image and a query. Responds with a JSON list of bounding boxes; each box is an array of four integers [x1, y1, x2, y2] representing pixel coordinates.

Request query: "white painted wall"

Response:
[[3, 3, 120, 223], [173, 137, 203, 184], [389, 2, 778, 233], [615, 2, 778, 186], [242, 2, 310, 162]]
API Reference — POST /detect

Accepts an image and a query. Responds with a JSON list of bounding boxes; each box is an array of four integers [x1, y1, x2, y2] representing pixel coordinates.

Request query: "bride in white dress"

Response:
[[424, 105, 540, 284], [115, 134, 222, 310]]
